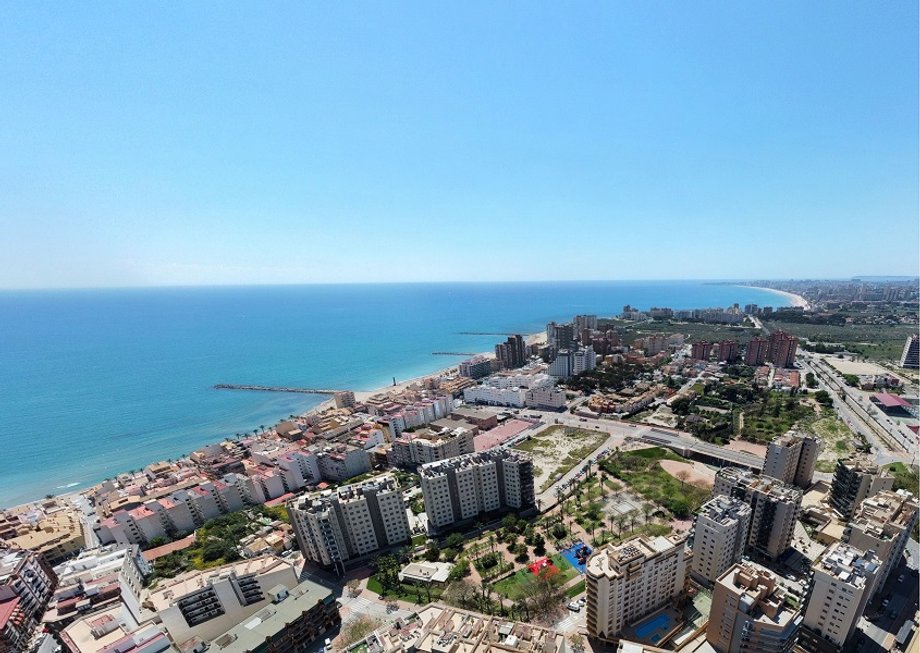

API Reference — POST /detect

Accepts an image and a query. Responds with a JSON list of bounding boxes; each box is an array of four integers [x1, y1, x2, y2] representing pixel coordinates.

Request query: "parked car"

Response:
[[898, 574, 905, 583], [568, 602, 580, 612]]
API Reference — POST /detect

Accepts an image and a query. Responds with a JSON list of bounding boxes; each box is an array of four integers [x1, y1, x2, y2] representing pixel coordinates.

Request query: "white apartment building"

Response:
[[288, 474, 411, 575], [713, 467, 802, 560], [585, 535, 691, 639], [315, 445, 371, 483], [762, 431, 820, 489], [145, 555, 300, 647], [463, 384, 527, 408], [390, 427, 475, 469], [524, 385, 566, 410], [691, 496, 752, 586], [843, 489, 918, 596], [249, 442, 322, 492], [549, 346, 596, 379], [420, 450, 535, 532], [94, 479, 252, 546], [799, 543, 881, 652], [706, 562, 801, 653], [51, 545, 149, 623]]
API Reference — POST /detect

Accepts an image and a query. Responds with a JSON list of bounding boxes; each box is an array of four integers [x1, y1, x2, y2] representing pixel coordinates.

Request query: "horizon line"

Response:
[[0, 276, 917, 293]]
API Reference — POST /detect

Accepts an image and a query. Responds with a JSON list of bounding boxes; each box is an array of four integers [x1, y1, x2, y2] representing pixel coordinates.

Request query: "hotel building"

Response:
[[767, 332, 798, 368], [144, 555, 300, 646], [389, 426, 476, 469], [0, 548, 58, 653], [828, 457, 893, 519], [207, 579, 340, 653], [745, 337, 769, 366]]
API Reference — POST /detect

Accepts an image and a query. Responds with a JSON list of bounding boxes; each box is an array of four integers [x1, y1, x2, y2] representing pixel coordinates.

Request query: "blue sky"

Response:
[[0, 2, 917, 288]]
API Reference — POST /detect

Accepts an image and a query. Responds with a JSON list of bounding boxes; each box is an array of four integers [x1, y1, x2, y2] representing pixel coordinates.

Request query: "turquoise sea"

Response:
[[0, 281, 792, 507]]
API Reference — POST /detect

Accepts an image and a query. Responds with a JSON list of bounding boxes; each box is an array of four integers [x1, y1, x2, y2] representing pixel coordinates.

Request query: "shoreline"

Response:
[[738, 285, 809, 310], [2, 332, 547, 513]]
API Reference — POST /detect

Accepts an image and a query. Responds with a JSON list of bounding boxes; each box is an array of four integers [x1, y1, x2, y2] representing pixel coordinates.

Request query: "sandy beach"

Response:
[[745, 285, 810, 310]]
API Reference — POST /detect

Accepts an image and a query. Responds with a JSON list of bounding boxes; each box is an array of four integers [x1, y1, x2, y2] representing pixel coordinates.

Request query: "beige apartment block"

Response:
[[586, 535, 691, 640]]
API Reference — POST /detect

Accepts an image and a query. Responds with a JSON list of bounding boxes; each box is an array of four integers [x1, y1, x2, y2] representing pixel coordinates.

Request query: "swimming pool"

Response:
[[634, 612, 674, 641]]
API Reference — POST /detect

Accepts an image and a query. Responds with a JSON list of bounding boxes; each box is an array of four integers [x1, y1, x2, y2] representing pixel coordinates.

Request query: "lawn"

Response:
[[599, 447, 709, 518], [808, 416, 858, 459], [565, 580, 587, 598], [492, 553, 578, 600], [366, 574, 444, 604]]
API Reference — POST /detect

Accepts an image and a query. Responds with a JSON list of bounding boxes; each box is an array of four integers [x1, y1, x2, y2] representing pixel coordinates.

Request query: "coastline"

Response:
[[4, 333, 547, 513], [739, 285, 809, 310], [0, 282, 794, 506]]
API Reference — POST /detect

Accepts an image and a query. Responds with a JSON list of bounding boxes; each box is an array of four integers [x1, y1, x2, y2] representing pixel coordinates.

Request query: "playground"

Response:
[[492, 553, 578, 600], [559, 541, 592, 574]]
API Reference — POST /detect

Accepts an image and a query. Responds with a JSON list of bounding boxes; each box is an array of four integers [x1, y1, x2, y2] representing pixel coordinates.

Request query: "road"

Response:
[[859, 552, 919, 651], [501, 408, 658, 508], [798, 352, 912, 465]]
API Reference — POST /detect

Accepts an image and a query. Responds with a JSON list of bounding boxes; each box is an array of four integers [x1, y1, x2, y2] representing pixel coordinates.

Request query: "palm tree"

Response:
[[259, 424, 266, 434], [252, 429, 258, 437], [644, 501, 657, 525]]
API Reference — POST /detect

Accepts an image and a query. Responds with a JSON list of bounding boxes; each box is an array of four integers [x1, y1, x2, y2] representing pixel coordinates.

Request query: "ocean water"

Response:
[[0, 281, 791, 507]]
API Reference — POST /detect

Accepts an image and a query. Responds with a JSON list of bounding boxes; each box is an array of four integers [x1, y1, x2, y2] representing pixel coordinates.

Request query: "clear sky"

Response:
[[0, 2, 917, 288]]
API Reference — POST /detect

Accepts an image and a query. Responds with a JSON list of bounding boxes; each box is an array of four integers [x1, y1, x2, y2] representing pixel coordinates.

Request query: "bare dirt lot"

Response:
[[658, 460, 716, 489], [513, 426, 608, 492]]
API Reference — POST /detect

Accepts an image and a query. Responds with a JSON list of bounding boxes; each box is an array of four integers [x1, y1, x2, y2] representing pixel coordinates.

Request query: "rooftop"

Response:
[[697, 495, 752, 526], [716, 562, 798, 627], [812, 542, 881, 587], [209, 579, 333, 651], [586, 535, 688, 579], [61, 605, 175, 653], [851, 489, 919, 536], [419, 449, 530, 478], [291, 473, 400, 512], [404, 603, 565, 653], [145, 555, 295, 611], [716, 467, 802, 501]]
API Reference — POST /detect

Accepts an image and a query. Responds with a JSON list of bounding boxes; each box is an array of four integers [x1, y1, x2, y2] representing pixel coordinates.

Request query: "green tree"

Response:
[[424, 543, 441, 563], [445, 532, 465, 551], [376, 555, 401, 594]]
